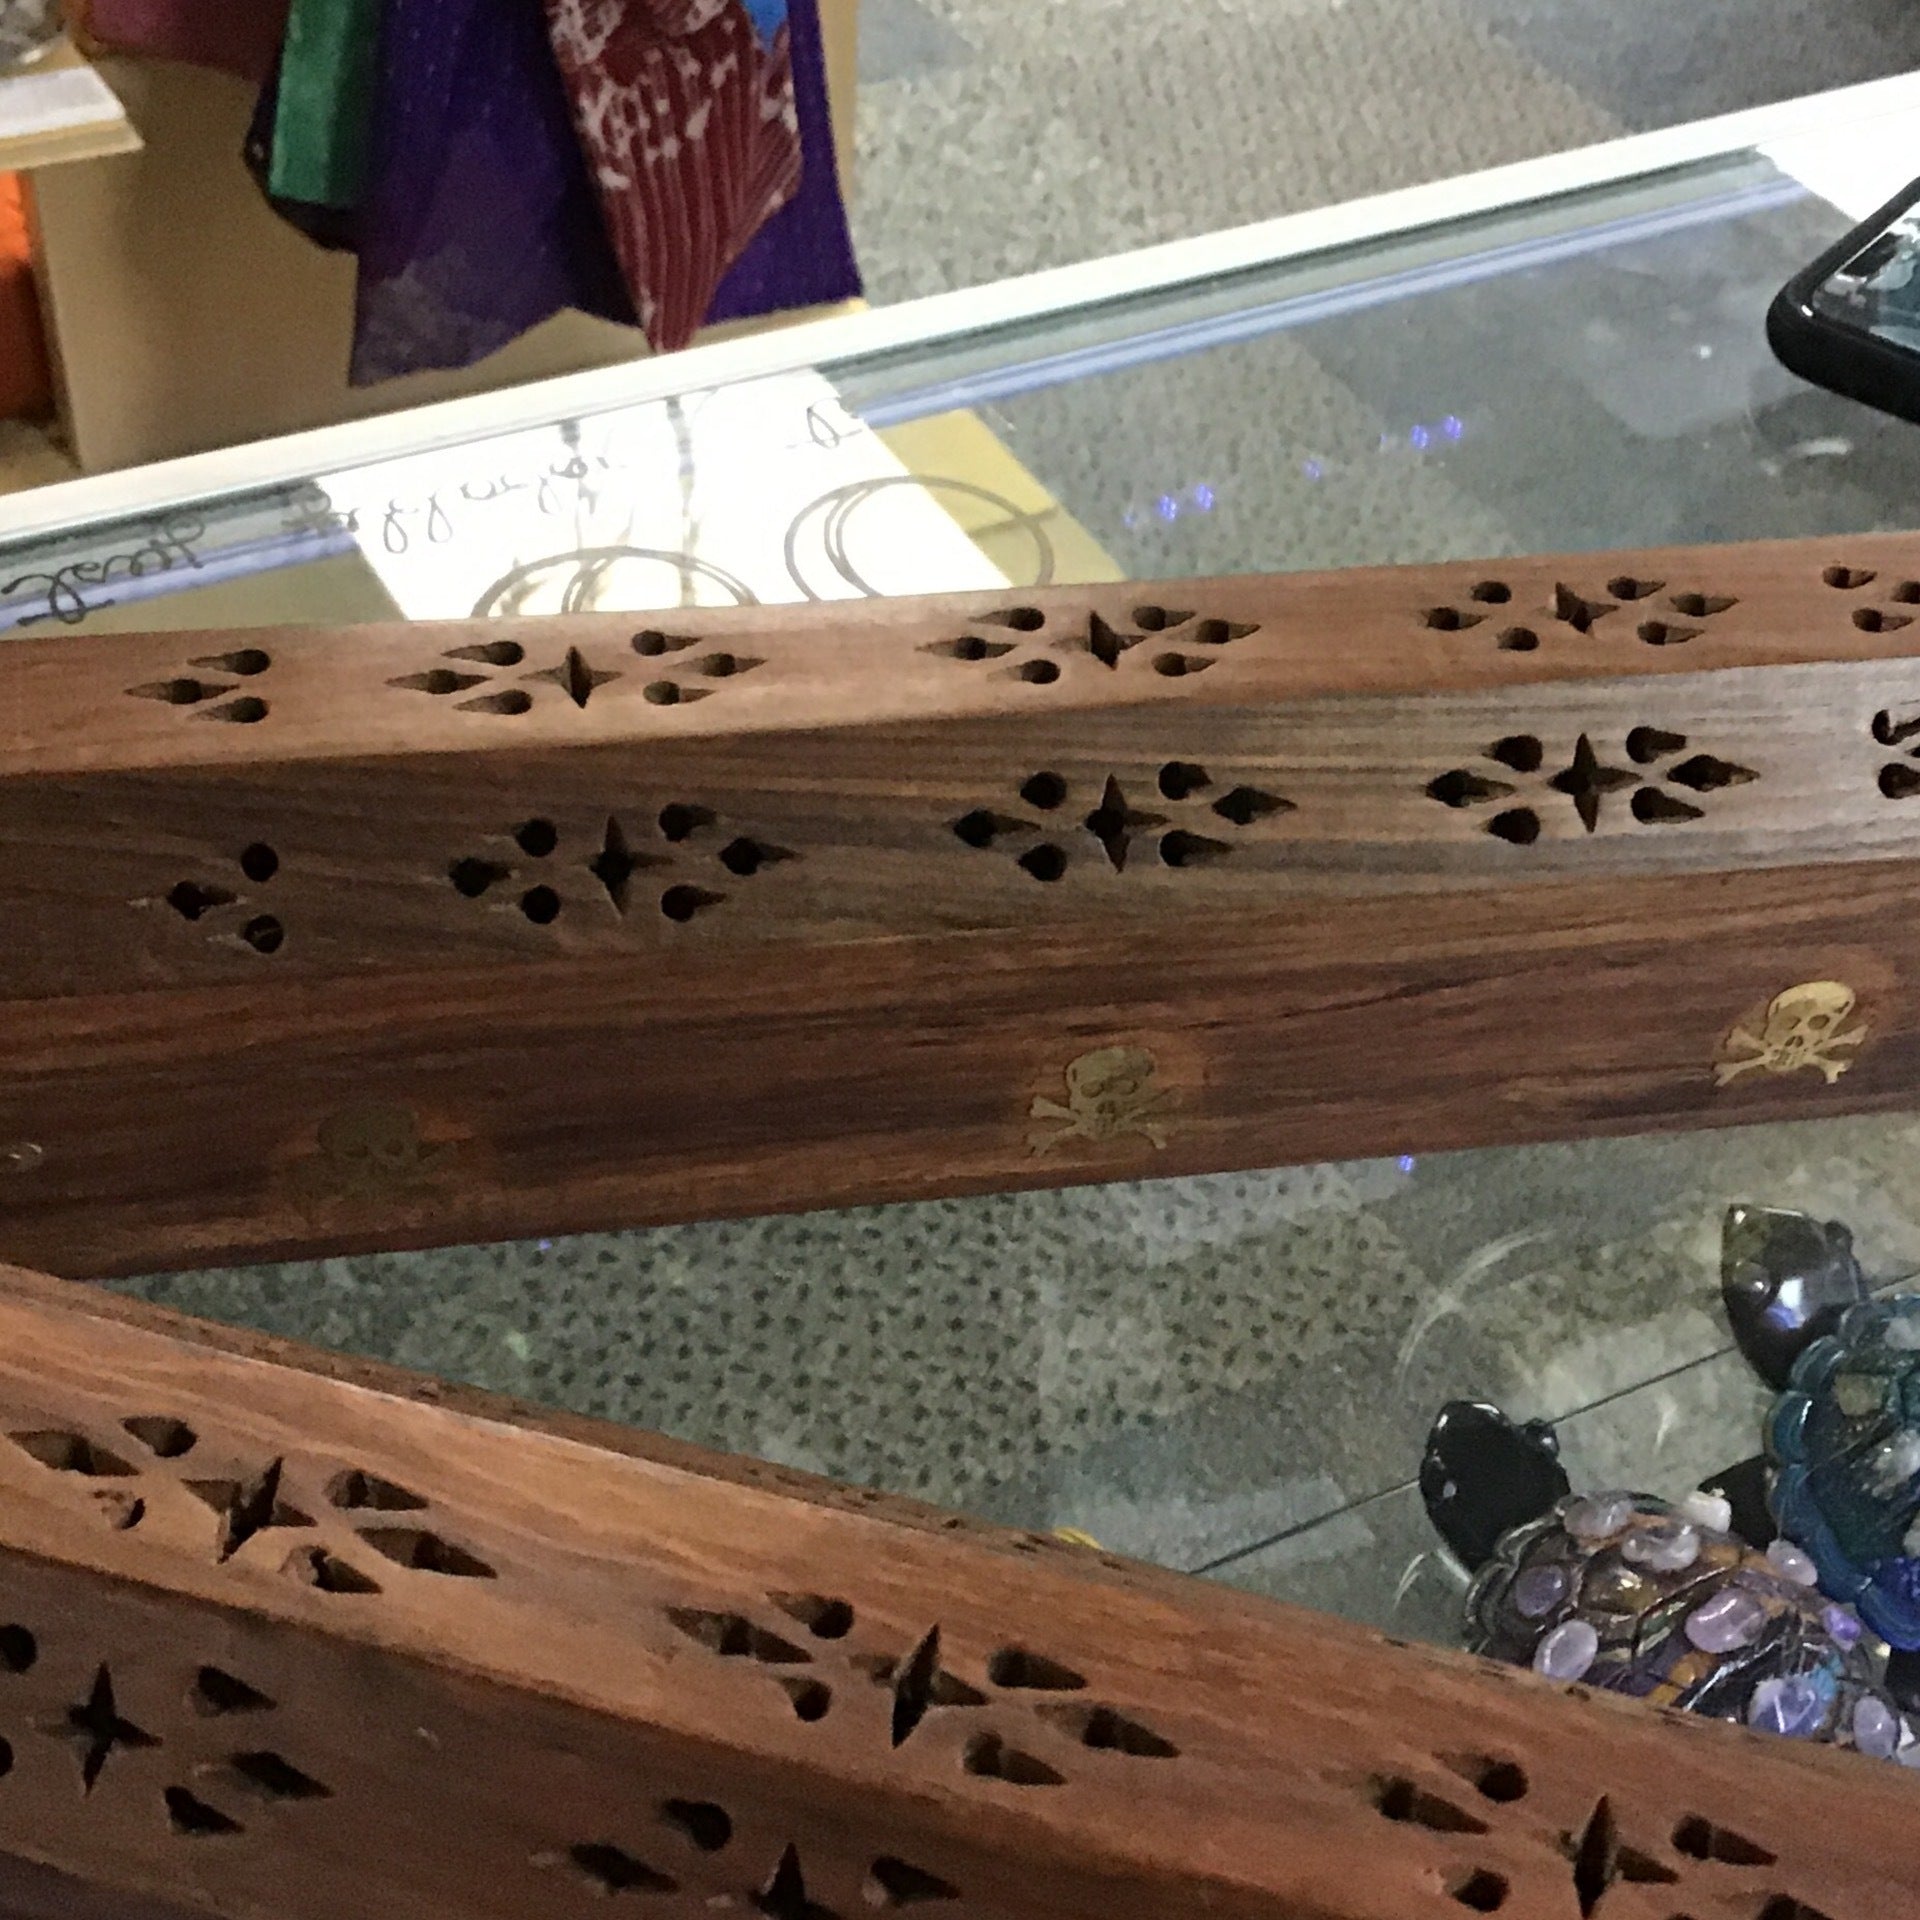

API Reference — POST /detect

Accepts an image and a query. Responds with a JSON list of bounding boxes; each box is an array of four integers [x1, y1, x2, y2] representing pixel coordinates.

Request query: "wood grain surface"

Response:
[[0, 1262, 1910, 1920], [5, 535, 1920, 1270]]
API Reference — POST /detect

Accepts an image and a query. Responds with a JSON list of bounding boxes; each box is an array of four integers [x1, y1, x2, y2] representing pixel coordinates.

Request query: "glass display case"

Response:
[[9, 74, 1920, 1673]]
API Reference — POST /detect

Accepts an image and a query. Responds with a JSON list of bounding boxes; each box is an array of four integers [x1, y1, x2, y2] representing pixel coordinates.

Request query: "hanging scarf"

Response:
[[349, 0, 637, 385], [542, 0, 803, 351], [706, 0, 859, 326], [266, 0, 383, 211], [242, 41, 358, 252]]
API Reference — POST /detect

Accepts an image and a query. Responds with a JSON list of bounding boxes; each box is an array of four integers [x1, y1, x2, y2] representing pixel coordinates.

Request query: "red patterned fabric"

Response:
[[542, 0, 802, 352]]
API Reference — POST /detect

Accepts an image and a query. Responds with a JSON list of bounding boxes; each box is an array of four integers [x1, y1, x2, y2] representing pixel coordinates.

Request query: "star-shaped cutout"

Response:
[[185, 1457, 312, 1562], [585, 816, 664, 914], [1559, 1793, 1686, 1913], [1082, 776, 1167, 871], [46, 1665, 158, 1792], [525, 646, 621, 709], [1084, 613, 1145, 669], [756, 1845, 835, 1920], [1549, 734, 1638, 832]]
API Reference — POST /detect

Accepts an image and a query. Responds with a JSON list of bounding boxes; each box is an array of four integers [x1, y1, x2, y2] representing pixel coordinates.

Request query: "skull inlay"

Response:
[[1028, 1046, 1174, 1153], [1715, 981, 1867, 1087], [294, 1104, 452, 1202]]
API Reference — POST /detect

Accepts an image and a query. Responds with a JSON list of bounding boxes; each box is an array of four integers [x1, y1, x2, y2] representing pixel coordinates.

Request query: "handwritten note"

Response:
[[0, 512, 208, 630], [0, 368, 1011, 634], [310, 369, 1008, 618]]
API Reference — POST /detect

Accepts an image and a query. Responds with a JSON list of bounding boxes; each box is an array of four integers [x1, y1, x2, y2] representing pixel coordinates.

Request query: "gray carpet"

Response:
[[115, 1115, 1920, 1625], [851, 0, 1920, 301]]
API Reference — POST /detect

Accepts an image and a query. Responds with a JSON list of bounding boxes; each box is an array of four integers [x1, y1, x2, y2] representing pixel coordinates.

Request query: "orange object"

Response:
[[0, 173, 53, 421]]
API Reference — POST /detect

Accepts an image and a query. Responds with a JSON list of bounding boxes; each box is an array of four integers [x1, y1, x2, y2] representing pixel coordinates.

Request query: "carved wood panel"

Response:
[[37, 537, 1920, 790], [3, 647, 1920, 997]]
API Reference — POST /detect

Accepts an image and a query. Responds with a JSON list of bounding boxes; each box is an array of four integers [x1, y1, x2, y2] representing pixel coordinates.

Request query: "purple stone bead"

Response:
[[1563, 1495, 1633, 1543], [1748, 1675, 1828, 1739], [1684, 1587, 1766, 1653], [1823, 1604, 1864, 1647], [1622, 1522, 1700, 1572], [1533, 1617, 1599, 1682], [1514, 1564, 1570, 1620], [1853, 1694, 1902, 1760], [1766, 1539, 1819, 1587]]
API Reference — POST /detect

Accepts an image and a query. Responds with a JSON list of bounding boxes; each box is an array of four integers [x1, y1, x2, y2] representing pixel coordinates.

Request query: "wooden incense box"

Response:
[[6, 532, 1920, 1273], [0, 1260, 1905, 1920]]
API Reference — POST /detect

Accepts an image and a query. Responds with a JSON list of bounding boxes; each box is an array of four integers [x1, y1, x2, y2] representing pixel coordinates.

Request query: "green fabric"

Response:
[[268, 0, 384, 211]]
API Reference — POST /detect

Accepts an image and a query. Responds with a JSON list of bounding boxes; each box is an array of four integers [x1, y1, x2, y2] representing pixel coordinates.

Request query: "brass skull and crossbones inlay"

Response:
[[1714, 981, 1868, 1087], [293, 1103, 453, 1202], [1029, 1047, 1175, 1153]]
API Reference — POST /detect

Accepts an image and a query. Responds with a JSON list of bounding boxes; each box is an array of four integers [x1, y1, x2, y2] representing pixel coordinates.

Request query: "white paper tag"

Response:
[[0, 61, 125, 141]]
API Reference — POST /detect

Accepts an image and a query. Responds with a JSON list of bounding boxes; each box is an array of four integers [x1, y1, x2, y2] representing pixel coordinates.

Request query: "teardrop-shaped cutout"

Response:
[[1625, 726, 1686, 764], [1428, 770, 1515, 808], [1666, 754, 1756, 792], [1631, 788, 1704, 825]]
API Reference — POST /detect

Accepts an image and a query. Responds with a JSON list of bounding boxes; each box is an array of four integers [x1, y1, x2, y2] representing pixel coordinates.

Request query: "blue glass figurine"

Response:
[[1772, 1297, 1920, 1655]]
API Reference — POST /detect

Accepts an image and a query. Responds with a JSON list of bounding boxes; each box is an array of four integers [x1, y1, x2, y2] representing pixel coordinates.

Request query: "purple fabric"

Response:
[[349, 0, 636, 387], [704, 0, 861, 326]]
